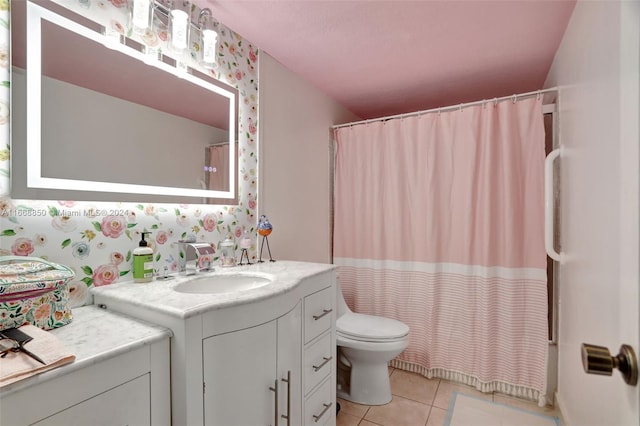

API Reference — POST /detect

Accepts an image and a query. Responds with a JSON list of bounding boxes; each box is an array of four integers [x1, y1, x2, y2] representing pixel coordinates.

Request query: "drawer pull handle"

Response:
[[313, 402, 332, 423], [313, 309, 333, 321], [312, 356, 333, 372]]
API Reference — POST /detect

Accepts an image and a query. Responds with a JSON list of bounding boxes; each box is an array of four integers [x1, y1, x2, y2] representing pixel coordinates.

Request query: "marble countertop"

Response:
[[0, 305, 172, 396], [91, 260, 337, 319]]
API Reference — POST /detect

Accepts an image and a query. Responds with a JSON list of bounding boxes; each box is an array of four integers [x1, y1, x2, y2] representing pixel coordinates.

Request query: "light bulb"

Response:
[[202, 29, 218, 65], [170, 9, 189, 50], [132, 0, 151, 34]]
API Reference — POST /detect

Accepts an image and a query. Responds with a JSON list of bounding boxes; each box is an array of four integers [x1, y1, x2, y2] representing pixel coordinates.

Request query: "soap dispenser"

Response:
[[133, 232, 154, 283]]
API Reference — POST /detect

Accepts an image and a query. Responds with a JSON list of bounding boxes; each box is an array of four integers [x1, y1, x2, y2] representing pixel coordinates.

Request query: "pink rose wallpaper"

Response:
[[11, 237, 34, 256], [100, 215, 128, 238]]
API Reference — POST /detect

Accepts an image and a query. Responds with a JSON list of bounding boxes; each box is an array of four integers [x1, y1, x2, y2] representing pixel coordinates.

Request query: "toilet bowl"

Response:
[[336, 284, 409, 405]]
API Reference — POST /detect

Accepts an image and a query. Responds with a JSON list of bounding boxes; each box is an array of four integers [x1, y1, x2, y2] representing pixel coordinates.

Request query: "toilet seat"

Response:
[[337, 312, 409, 343]]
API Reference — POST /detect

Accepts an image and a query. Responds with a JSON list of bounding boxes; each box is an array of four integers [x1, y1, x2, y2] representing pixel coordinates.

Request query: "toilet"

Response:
[[335, 283, 410, 405]]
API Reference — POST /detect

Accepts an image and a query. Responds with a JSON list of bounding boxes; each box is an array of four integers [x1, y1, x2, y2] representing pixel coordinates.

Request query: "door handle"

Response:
[[281, 370, 291, 426], [269, 378, 278, 425], [581, 343, 638, 386]]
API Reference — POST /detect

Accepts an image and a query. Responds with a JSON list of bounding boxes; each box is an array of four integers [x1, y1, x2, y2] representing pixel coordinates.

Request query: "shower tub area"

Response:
[[331, 89, 560, 407]]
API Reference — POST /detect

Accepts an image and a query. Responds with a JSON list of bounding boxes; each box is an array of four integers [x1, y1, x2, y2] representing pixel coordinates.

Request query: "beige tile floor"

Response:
[[336, 368, 562, 426]]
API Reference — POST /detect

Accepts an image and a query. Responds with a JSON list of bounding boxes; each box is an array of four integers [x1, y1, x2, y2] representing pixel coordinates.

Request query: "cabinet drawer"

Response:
[[304, 378, 333, 426], [304, 332, 332, 394], [34, 374, 151, 426], [304, 286, 333, 343]]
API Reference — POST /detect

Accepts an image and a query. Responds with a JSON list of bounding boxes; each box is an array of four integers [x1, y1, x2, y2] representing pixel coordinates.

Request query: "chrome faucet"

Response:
[[179, 242, 216, 275]]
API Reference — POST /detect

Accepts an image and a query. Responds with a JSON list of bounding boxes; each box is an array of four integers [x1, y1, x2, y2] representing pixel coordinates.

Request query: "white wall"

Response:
[[545, 1, 639, 424], [258, 53, 360, 263]]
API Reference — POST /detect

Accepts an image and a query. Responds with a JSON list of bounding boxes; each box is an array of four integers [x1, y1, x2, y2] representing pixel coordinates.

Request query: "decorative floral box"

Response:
[[0, 256, 75, 331]]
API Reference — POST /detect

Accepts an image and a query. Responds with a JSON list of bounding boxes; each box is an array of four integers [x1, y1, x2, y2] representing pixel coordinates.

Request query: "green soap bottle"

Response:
[[133, 231, 153, 283]]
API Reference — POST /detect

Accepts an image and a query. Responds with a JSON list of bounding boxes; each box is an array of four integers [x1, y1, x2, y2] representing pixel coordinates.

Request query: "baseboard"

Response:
[[554, 391, 569, 425]]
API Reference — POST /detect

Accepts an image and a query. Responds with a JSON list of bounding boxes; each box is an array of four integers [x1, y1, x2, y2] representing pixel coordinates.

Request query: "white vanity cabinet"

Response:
[[302, 285, 336, 425], [1, 353, 159, 426], [31, 374, 151, 426], [91, 261, 337, 426], [203, 302, 302, 426], [202, 279, 336, 426], [0, 306, 172, 426], [196, 269, 336, 426]]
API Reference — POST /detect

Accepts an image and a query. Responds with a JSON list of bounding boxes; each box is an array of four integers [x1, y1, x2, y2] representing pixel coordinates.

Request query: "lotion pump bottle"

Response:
[[133, 231, 154, 283]]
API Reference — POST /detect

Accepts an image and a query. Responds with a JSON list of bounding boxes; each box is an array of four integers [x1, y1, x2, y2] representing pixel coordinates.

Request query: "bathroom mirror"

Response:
[[11, 0, 239, 204]]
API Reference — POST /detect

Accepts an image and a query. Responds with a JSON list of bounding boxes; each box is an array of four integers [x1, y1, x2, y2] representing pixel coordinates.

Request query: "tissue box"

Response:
[[0, 256, 75, 331]]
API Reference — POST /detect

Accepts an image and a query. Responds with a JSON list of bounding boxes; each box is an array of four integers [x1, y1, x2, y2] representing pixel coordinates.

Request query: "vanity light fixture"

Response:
[[124, 0, 222, 69], [199, 8, 219, 69], [168, 0, 191, 53]]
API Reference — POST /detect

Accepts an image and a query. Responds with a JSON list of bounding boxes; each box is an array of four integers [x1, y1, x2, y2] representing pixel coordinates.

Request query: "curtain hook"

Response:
[[493, 98, 498, 107], [537, 90, 541, 100], [438, 108, 442, 116], [512, 94, 517, 104], [459, 103, 463, 112], [482, 99, 486, 109]]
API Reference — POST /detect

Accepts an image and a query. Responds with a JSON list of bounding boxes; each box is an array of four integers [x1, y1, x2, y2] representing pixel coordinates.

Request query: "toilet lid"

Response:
[[337, 312, 409, 342]]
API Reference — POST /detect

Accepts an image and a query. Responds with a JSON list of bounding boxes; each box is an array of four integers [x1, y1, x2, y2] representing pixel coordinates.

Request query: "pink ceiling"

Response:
[[201, 0, 576, 120]]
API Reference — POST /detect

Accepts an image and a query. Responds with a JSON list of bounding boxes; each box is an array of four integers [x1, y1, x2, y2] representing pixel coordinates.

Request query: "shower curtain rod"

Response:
[[331, 87, 558, 130]]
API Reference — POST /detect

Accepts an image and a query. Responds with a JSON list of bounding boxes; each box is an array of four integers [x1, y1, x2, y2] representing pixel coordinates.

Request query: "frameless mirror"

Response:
[[11, 0, 239, 204]]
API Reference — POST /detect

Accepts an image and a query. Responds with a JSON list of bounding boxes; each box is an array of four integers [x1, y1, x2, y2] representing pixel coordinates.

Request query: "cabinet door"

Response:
[[277, 302, 302, 426], [203, 320, 277, 426], [33, 374, 150, 426]]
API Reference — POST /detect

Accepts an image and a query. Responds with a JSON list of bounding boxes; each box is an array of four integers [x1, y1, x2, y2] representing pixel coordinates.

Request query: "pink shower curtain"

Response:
[[333, 97, 548, 404]]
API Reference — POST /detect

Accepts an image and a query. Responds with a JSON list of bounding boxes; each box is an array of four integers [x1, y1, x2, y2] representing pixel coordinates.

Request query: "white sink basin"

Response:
[[173, 274, 272, 294]]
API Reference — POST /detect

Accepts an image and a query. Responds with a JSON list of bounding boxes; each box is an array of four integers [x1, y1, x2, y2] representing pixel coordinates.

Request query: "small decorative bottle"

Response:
[[238, 228, 252, 265], [220, 235, 236, 267]]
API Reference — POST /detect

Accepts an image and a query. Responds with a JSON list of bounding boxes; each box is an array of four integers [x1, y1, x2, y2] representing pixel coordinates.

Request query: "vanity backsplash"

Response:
[[0, 0, 259, 307]]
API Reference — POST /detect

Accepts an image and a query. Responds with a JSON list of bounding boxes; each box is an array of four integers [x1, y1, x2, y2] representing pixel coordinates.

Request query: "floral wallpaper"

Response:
[[0, 0, 259, 307]]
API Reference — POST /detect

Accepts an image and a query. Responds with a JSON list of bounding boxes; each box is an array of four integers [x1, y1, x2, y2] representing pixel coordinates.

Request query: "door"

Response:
[[203, 321, 277, 426], [551, 1, 639, 424], [277, 302, 302, 425]]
